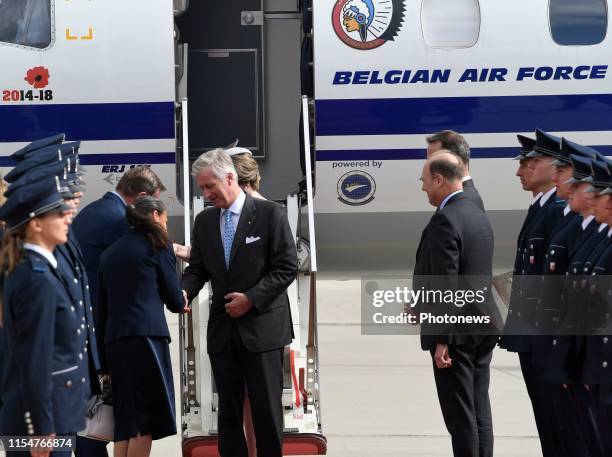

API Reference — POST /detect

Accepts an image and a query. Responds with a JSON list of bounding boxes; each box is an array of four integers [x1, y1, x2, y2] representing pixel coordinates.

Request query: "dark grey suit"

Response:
[[463, 178, 485, 211], [182, 194, 298, 457], [414, 191, 497, 457]]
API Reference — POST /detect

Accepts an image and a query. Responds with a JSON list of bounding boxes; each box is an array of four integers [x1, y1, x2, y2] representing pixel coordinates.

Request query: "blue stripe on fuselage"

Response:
[[315, 94, 612, 136], [0, 102, 175, 142], [0, 152, 175, 167], [316, 146, 612, 161]]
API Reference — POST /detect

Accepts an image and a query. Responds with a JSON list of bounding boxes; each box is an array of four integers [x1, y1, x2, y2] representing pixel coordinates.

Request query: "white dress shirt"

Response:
[[582, 215, 595, 231], [539, 187, 556, 207], [23, 243, 57, 268], [531, 192, 543, 206], [220, 190, 246, 236]]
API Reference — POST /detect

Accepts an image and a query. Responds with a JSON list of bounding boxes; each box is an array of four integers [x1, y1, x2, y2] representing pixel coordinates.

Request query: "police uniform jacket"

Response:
[[501, 191, 565, 353], [0, 250, 89, 435], [537, 211, 584, 380], [55, 226, 101, 396], [580, 234, 612, 401]]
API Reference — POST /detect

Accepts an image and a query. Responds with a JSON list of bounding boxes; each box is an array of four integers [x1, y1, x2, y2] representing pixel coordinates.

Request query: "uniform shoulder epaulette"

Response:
[[27, 254, 48, 273]]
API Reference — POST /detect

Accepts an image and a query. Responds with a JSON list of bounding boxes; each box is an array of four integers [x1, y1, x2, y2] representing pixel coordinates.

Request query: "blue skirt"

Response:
[[106, 336, 176, 441]]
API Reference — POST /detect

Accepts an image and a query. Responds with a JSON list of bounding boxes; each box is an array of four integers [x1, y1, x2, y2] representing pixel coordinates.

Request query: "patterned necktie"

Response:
[[223, 209, 235, 269]]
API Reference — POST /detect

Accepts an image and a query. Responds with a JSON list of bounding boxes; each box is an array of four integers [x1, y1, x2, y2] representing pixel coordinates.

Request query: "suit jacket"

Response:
[[181, 194, 298, 354], [414, 192, 496, 351], [96, 232, 185, 369], [0, 251, 89, 435], [72, 192, 130, 300], [462, 178, 485, 211]]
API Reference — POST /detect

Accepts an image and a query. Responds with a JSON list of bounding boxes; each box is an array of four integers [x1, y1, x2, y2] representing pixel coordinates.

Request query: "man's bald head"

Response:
[[427, 150, 464, 183], [421, 150, 464, 207]]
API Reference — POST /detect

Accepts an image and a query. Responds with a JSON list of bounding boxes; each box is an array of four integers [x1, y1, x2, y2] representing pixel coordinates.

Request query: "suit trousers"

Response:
[[431, 336, 497, 457], [209, 322, 284, 457]]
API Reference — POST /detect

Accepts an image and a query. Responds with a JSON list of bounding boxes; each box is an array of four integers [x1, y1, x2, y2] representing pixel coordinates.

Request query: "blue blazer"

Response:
[[0, 251, 89, 435], [72, 192, 130, 300], [96, 231, 185, 370]]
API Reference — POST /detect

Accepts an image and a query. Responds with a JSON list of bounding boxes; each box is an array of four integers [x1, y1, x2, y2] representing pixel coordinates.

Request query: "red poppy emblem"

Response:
[[24, 66, 50, 89]]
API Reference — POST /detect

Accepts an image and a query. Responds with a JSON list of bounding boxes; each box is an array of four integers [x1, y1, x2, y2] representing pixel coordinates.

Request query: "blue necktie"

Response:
[[223, 209, 235, 269]]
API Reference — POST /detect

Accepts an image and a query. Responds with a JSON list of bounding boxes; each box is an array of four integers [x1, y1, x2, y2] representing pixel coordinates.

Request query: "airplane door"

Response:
[[176, 1, 266, 158]]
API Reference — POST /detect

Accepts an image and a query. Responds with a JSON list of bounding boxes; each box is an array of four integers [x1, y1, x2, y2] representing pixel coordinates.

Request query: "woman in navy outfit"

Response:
[[96, 197, 188, 457]]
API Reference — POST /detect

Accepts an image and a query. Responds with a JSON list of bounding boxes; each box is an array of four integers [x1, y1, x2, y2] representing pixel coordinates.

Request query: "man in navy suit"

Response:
[[182, 149, 298, 457], [71, 165, 165, 457], [73, 166, 165, 299], [426, 130, 485, 211]]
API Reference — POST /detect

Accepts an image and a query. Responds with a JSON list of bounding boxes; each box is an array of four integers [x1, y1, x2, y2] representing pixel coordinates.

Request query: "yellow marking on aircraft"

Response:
[[65, 28, 78, 40], [81, 28, 94, 40]]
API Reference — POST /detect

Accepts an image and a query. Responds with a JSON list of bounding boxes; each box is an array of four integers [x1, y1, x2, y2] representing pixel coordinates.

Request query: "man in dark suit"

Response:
[[181, 148, 298, 457], [414, 151, 497, 457], [426, 130, 485, 210], [73, 166, 166, 299], [71, 165, 165, 457]]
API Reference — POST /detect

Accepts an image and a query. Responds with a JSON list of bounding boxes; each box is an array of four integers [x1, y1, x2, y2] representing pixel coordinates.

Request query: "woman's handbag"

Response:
[[78, 379, 114, 442]]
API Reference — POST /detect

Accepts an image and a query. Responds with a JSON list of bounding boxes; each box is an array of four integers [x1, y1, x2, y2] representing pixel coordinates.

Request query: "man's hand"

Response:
[[224, 292, 253, 318], [434, 343, 452, 369], [182, 290, 191, 314], [173, 243, 192, 262]]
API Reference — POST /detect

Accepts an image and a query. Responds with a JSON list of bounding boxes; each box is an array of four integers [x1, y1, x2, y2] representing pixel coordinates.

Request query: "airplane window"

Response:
[[0, 0, 51, 49], [550, 0, 607, 45], [421, 0, 480, 49]]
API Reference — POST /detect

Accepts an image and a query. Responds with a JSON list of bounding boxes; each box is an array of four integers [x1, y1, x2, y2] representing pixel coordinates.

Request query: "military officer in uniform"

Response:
[[0, 176, 89, 457], [591, 182, 612, 453], [531, 139, 602, 456], [573, 159, 612, 457], [501, 130, 565, 457]]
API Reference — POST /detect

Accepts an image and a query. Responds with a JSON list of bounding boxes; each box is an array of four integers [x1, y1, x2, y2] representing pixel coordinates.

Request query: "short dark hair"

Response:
[[426, 130, 470, 166], [429, 158, 464, 182], [116, 166, 166, 197]]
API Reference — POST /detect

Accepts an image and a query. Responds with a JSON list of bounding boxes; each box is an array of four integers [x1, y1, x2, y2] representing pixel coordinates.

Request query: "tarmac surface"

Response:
[[113, 271, 542, 457]]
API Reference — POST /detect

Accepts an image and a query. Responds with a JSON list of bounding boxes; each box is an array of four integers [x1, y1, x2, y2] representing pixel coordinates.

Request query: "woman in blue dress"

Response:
[[96, 196, 188, 457]]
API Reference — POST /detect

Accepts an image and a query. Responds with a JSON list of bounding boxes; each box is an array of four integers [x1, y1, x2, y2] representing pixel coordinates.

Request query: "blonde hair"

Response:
[[0, 175, 7, 207], [232, 153, 261, 191]]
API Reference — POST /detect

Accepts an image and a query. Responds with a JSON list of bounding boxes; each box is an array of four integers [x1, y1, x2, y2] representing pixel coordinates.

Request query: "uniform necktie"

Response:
[[223, 209, 235, 269]]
